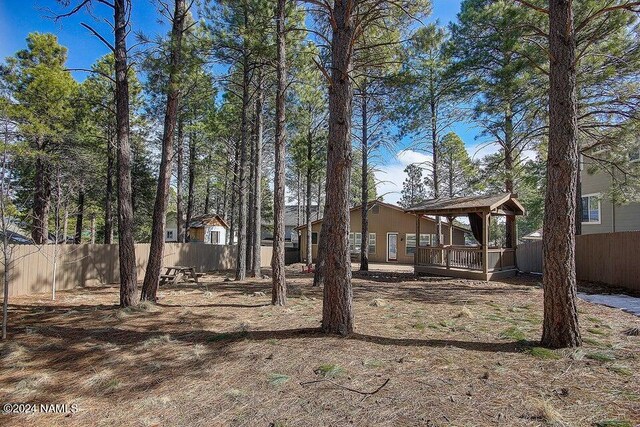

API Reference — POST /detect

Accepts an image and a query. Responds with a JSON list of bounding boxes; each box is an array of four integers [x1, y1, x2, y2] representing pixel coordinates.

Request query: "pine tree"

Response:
[[399, 164, 427, 208]]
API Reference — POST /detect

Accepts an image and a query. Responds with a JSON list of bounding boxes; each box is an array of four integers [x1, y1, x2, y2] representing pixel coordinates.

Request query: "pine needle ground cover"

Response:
[[1, 269, 638, 426]]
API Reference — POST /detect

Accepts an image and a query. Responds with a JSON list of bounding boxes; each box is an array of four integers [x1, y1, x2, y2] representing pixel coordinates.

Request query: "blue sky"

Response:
[[0, 0, 495, 203]]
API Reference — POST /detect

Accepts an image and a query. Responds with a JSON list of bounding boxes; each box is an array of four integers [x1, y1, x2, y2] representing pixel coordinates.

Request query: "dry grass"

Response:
[[0, 266, 639, 426]]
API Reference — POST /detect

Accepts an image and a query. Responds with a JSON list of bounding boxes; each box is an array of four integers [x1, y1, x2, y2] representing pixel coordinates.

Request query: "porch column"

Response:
[[506, 214, 516, 248], [482, 211, 490, 278], [415, 215, 421, 265], [446, 215, 455, 269]]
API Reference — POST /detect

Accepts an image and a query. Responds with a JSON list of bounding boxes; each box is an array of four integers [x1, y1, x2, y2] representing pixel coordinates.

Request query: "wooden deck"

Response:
[[414, 246, 517, 281]]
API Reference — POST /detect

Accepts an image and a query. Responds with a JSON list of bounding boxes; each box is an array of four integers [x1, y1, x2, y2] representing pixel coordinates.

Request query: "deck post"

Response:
[[482, 210, 489, 279], [446, 215, 455, 269], [415, 215, 420, 266]]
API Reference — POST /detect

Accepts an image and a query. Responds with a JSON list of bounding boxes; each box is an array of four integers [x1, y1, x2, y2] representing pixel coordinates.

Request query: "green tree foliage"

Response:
[[435, 132, 478, 197], [1, 33, 78, 242], [398, 164, 427, 208], [451, 0, 546, 195]]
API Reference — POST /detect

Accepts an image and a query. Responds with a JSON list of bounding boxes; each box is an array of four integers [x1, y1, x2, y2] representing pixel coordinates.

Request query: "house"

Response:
[[580, 150, 640, 234], [262, 205, 319, 248], [165, 212, 229, 244], [296, 201, 470, 264]]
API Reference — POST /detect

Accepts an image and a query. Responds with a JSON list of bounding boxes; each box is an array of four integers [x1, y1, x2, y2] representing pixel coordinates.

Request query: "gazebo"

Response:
[[405, 193, 525, 281]]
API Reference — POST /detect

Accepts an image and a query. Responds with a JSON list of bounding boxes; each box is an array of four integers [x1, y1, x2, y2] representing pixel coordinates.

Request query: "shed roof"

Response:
[[405, 193, 525, 216], [189, 213, 229, 229]]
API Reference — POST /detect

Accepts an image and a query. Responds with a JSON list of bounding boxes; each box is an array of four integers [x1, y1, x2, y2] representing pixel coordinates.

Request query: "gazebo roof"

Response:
[[405, 193, 525, 216]]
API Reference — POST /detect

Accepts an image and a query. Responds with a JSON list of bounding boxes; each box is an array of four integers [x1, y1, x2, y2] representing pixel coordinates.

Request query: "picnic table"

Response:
[[160, 266, 204, 286]]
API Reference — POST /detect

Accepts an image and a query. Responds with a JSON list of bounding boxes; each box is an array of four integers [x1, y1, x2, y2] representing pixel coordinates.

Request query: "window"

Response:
[[406, 234, 431, 255], [312, 232, 318, 245], [581, 194, 601, 224], [210, 230, 220, 244], [166, 230, 175, 240], [349, 232, 376, 253], [349, 232, 362, 252], [368, 233, 376, 254]]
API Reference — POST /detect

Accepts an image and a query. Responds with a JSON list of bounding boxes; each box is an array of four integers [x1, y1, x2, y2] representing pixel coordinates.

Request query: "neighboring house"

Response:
[[165, 212, 178, 242], [0, 218, 34, 244], [580, 150, 640, 234], [296, 201, 470, 264], [165, 212, 229, 244], [188, 214, 229, 244], [262, 205, 319, 248]]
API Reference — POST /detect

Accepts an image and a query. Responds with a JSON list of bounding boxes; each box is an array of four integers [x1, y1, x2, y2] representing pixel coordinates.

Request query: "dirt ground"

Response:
[[1, 265, 638, 427]]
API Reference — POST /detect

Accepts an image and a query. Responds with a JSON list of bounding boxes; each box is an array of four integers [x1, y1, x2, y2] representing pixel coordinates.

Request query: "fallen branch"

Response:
[[300, 378, 390, 398]]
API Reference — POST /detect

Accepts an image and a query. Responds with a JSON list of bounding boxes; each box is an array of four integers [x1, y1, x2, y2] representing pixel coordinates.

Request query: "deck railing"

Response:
[[415, 246, 516, 272]]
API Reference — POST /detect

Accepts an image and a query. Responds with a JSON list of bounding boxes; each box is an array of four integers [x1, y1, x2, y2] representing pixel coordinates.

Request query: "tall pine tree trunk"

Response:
[[271, 0, 287, 305], [541, 0, 581, 349], [306, 128, 313, 266], [504, 109, 515, 248], [32, 151, 51, 244], [247, 112, 256, 274], [176, 118, 185, 243], [186, 131, 196, 241], [321, 0, 355, 335], [140, 0, 185, 302], [90, 214, 96, 244], [74, 189, 84, 244], [62, 207, 69, 244], [252, 69, 264, 278], [104, 131, 115, 244], [360, 82, 369, 271], [115, 0, 137, 307], [228, 143, 239, 245], [235, 48, 250, 281], [430, 88, 441, 245]]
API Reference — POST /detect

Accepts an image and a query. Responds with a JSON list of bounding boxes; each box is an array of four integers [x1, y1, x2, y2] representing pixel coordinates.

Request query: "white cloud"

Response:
[[374, 149, 431, 205], [465, 142, 538, 162]]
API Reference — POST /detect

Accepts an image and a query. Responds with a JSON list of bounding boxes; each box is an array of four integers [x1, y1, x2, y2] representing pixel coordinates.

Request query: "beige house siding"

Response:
[[581, 157, 640, 234], [298, 203, 467, 264]]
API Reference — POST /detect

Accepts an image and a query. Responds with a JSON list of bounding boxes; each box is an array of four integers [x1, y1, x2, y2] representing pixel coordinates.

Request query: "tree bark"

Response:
[[504, 109, 515, 248], [104, 131, 115, 244], [228, 143, 239, 245], [429, 74, 442, 246], [32, 153, 51, 244], [271, 0, 287, 305], [90, 214, 96, 244], [360, 81, 369, 271], [235, 46, 250, 281], [74, 189, 84, 244], [176, 118, 185, 243], [321, 0, 355, 335], [306, 127, 313, 266], [140, 0, 185, 302], [575, 167, 582, 235], [252, 69, 264, 278], [115, 0, 137, 307], [247, 111, 256, 274], [541, 0, 582, 349], [186, 130, 196, 241], [62, 207, 68, 244]]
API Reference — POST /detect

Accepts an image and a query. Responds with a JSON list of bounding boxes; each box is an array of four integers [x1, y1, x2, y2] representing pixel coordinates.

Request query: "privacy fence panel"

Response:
[[517, 231, 640, 292], [1, 243, 273, 297]]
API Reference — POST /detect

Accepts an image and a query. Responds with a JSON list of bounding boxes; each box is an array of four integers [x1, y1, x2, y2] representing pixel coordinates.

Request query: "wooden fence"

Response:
[[516, 231, 640, 292], [0, 243, 273, 297]]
